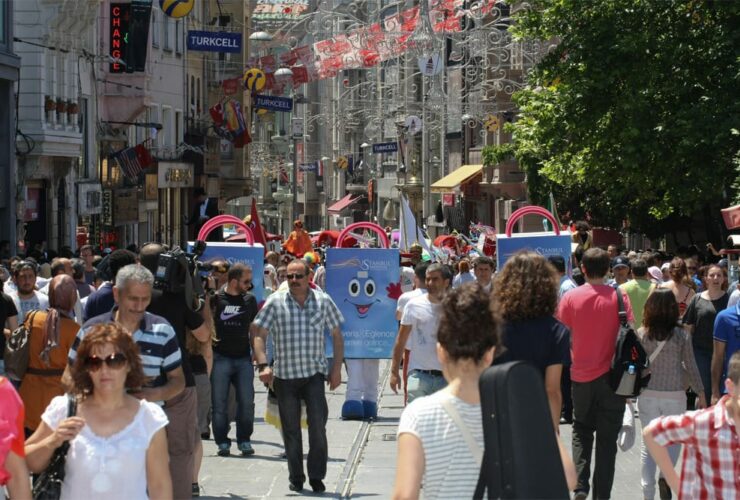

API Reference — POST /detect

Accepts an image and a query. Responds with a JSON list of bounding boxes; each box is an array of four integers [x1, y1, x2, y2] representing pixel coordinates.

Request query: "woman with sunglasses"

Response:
[[18, 274, 80, 434], [25, 323, 172, 499]]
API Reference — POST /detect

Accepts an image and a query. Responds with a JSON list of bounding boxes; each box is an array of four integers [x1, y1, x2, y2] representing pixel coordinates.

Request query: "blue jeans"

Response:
[[274, 373, 329, 485], [210, 352, 255, 446], [693, 347, 712, 397], [406, 370, 447, 403]]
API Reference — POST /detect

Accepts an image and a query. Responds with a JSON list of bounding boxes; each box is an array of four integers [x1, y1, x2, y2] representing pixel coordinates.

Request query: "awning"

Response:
[[327, 193, 361, 213], [430, 164, 483, 193]]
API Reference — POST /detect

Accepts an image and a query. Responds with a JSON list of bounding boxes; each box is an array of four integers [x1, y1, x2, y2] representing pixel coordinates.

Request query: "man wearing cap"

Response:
[[608, 256, 631, 288], [186, 187, 222, 241]]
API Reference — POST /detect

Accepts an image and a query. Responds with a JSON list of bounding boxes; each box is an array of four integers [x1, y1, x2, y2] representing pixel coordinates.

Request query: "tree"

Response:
[[506, 0, 740, 237]]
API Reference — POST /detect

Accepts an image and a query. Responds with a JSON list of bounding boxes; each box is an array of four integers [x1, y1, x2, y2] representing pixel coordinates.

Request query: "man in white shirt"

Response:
[[390, 263, 451, 403], [8, 261, 49, 320]]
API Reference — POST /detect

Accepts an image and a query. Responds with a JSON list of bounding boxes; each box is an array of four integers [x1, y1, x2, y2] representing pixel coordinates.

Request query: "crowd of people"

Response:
[[1, 231, 740, 499]]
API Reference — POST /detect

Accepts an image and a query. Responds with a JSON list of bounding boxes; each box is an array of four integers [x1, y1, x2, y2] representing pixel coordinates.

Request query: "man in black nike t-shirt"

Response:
[[212, 263, 258, 457]]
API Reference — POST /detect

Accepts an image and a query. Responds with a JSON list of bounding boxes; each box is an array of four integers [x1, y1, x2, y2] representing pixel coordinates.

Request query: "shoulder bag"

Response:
[[3, 309, 41, 381], [32, 394, 77, 500]]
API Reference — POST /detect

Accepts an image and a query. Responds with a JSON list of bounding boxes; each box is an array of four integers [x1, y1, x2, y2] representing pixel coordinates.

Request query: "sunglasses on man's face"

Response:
[[84, 353, 127, 372], [286, 273, 305, 280]]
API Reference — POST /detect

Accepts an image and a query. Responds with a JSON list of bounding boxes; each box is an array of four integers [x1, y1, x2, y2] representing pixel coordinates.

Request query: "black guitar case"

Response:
[[474, 361, 570, 499]]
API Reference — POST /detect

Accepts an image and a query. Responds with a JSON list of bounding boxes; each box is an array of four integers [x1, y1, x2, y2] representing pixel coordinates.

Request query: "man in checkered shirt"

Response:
[[644, 350, 740, 498], [251, 259, 344, 494]]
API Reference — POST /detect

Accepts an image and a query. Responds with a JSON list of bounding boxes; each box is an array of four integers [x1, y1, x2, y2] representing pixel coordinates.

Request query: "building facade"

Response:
[[0, 0, 20, 251]]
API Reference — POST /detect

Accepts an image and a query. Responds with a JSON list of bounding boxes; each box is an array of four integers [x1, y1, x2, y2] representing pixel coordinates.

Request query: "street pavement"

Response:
[[199, 361, 646, 499]]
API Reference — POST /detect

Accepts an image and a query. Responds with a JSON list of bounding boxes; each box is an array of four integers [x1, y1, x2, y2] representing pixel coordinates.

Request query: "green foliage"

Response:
[[507, 0, 740, 236], [482, 143, 515, 166]]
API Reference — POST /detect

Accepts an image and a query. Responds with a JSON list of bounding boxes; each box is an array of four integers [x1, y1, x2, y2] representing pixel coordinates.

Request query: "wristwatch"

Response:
[[256, 363, 269, 372]]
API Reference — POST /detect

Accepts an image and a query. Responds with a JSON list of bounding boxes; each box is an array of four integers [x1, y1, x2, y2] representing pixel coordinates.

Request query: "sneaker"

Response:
[[573, 491, 588, 500], [192, 482, 200, 497], [238, 441, 255, 456], [217, 443, 230, 457]]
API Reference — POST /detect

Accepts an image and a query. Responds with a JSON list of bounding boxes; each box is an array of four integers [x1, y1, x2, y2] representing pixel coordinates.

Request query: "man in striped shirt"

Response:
[[66, 264, 185, 404], [644, 350, 740, 498]]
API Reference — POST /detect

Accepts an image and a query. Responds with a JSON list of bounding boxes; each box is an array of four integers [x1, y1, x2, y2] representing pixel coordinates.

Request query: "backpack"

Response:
[[608, 291, 650, 397], [3, 310, 41, 381]]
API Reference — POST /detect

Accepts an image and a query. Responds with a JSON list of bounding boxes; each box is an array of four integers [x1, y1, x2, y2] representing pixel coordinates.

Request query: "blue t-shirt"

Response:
[[713, 305, 740, 385], [493, 316, 572, 373], [83, 282, 115, 322]]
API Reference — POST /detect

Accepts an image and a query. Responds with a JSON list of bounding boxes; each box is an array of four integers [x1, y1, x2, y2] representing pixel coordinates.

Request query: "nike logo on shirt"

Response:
[[220, 305, 245, 321]]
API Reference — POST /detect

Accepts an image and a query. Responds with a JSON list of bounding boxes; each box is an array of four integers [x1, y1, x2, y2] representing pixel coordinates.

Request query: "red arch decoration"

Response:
[[336, 222, 390, 248], [505, 206, 561, 237], [197, 215, 255, 244]]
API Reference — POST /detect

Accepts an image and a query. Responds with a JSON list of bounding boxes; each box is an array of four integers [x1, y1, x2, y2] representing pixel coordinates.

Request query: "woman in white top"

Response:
[[25, 323, 172, 500], [393, 283, 500, 499]]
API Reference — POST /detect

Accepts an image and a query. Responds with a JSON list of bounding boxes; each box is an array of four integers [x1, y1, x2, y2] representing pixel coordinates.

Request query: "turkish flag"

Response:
[[250, 197, 268, 250]]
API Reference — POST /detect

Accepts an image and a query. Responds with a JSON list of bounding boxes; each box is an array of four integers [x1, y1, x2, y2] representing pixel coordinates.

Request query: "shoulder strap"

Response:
[[649, 340, 667, 363], [615, 289, 628, 325], [440, 397, 483, 466], [24, 309, 40, 329]]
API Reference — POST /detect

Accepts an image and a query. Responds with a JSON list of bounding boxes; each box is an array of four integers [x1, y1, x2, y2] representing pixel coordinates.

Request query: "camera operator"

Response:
[[139, 243, 213, 500]]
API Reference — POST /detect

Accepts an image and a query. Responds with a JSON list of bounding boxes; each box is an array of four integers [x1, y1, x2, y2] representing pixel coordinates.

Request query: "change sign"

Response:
[[187, 30, 242, 53]]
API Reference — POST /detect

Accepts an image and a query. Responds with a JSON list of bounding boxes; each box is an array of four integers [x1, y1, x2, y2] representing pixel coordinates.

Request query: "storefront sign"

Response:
[[325, 248, 400, 358], [442, 193, 455, 206], [101, 190, 114, 226], [157, 161, 194, 188], [372, 142, 398, 154], [187, 31, 242, 53], [113, 189, 139, 225], [77, 183, 103, 216], [109, 4, 130, 73], [254, 94, 293, 112]]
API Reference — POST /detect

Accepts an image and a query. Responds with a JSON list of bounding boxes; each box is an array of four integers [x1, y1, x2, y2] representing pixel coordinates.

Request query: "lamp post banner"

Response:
[[188, 242, 265, 304], [325, 248, 401, 358], [187, 30, 242, 53]]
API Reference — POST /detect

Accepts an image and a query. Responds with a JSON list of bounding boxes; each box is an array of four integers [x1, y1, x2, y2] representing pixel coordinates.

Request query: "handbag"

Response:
[[3, 310, 40, 381], [32, 394, 77, 500], [609, 291, 650, 397]]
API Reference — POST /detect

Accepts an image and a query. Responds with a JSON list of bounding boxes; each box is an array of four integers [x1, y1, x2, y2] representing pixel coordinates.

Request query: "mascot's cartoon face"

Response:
[[345, 270, 380, 318]]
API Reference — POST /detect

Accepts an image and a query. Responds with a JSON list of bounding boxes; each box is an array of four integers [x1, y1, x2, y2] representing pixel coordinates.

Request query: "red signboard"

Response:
[[222, 78, 239, 96], [442, 193, 455, 207], [110, 4, 130, 73], [24, 188, 41, 222]]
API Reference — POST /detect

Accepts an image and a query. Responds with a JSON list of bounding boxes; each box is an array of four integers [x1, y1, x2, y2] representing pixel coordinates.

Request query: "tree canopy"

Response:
[[506, 0, 740, 237]]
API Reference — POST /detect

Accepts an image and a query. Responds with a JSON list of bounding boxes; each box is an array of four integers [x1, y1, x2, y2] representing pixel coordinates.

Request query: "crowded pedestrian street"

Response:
[[1, 0, 739, 499], [196, 361, 644, 499]]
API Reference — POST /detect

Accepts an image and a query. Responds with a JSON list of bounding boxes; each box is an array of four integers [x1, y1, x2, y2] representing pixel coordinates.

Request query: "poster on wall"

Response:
[[325, 248, 400, 358], [188, 242, 265, 304]]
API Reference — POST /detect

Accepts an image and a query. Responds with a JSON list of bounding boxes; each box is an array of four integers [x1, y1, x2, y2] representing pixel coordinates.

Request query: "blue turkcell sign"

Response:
[[187, 30, 242, 53], [253, 95, 294, 112], [372, 142, 398, 154]]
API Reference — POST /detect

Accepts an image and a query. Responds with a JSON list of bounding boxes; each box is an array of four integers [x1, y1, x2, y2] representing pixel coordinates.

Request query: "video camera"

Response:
[[153, 240, 209, 311]]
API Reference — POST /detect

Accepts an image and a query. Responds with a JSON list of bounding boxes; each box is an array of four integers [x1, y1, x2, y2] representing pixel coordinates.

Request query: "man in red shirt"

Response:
[[558, 247, 633, 500], [645, 350, 740, 498]]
